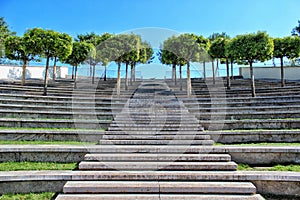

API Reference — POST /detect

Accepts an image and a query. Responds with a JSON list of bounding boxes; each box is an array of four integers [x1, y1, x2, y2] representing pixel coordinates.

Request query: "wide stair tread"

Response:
[[62, 181, 257, 194], [56, 194, 265, 200]]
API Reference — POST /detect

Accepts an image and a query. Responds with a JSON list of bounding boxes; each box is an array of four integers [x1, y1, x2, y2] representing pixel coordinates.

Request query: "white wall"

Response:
[[0, 65, 68, 80], [240, 66, 300, 81]]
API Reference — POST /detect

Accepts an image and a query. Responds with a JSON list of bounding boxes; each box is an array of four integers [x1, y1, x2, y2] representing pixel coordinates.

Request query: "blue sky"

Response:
[[1, 0, 299, 38], [1, 0, 300, 78]]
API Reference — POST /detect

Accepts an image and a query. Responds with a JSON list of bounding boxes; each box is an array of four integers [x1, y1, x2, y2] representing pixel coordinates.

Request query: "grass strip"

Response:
[[238, 163, 300, 172], [215, 142, 300, 146], [0, 192, 55, 200], [0, 162, 77, 171], [0, 127, 104, 131], [0, 140, 97, 145]]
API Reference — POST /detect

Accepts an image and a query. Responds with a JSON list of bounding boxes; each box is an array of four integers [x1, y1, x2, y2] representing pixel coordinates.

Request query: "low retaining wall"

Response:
[[239, 66, 300, 81], [0, 145, 298, 165], [0, 170, 299, 198], [0, 65, 68, 80]]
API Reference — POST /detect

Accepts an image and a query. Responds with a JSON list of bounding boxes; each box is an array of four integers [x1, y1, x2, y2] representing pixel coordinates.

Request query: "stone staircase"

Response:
[[56, 81, 264, 199]]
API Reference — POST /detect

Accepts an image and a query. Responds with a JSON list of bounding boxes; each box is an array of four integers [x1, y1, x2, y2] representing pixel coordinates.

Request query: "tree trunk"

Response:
[[216, 58, 219, 77], [133, 64, 136, 81], [21, 60, 28, 86], [43, 56, 50, 96], [130, 65, 133, 85], [187, 62, 191, 97], [92, 65, 96, 84], [180, 65, 182, 91], [249, 61, 256, 97], [280, 57, 285, 87], [117, 62, 121, 97], [172, 63, 176, 84], [104, 65, 107, 81], [52, 57, 57, 81], [230, 60, 234, 80], [212, 60, 215, 85], [203, 62, 206, 80], [125, 62, 128, 90], [72, 66, 75, 79], [226, 59, 231, 90], [90, 64, 92, 77], [74, 65, 78, 89]]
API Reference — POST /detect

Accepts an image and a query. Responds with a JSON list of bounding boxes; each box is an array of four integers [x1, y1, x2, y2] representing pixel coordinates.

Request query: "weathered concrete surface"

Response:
[[0, 170, 299, 197], [63, 181, 256, 194], [0, 145, 298, 164], [55, 194, 265, 200]]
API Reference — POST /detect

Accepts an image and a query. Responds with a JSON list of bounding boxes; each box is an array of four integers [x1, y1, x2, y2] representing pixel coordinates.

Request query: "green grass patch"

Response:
[[0, 192, 55, 200], [215, 142, 300, 146], [0, 140, 97, 145], [0, 127, 105, 132], [238, 164, 300, 172], [0, 162, 77, 171]]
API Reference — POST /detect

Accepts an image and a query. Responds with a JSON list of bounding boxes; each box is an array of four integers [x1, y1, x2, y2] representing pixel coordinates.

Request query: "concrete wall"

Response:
[[239, 66, 300, 80], [0, 65, 69, 80]]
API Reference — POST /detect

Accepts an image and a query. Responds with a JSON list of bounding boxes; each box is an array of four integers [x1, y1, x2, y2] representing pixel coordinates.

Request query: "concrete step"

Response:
[[98, 139, 214, 145], [56, 194, 265, 200], [62, 181, 254, 194], [102, 134, 211, 140], [108, 127, 203, 131], [78, 161, 238, 171], [84, 153, 231, 162]]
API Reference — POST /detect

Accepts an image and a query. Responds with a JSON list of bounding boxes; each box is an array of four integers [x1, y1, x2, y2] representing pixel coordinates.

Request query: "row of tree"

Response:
[[1, 17, 300, 97], [2, 26, 153, 96], [159, 31, 300, 97]]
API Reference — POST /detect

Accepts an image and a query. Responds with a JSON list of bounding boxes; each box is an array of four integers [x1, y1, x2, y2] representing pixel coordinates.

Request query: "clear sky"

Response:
[[1, 0, 299, 38]]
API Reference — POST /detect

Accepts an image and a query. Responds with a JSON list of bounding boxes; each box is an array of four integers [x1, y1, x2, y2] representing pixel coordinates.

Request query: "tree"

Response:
[[195, 35, 210, 80], [208, 32, 230, 84], [25, 28, 72, 95], [65, 41, 92, 88], [130, 41, 153, 84], [209, 37, 231, 89], [160, 36, 179, 84], [4, 35, 39, 85], [226, 32, 274, 97], [164, 33, 204, 96], [97, 34, 140, 97], [77, 32, 107, 83], [0, 17, 15, 58], [120, 34, 141, 90], [52, 33, 73, 81], [273, 37, 300, 87], [291, 20, 300, 37], [97, 33, 113, 81]]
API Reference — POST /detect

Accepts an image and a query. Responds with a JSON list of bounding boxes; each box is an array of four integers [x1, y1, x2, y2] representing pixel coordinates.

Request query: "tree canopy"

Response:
[[24, 28, 73, 95], [273, 36, 300, 86], [4, 35, 39, 85], [0, 17, 15, 58], [226, 31, 274, 97]]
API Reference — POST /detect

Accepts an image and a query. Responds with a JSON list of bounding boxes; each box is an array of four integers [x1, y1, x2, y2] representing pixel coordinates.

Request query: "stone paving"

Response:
[[56, 81, 264, 199]]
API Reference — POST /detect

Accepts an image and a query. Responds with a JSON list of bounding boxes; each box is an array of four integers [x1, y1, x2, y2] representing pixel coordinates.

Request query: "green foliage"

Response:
[[0, 162, 77, 171], [0, 17, 15, 58], [4, 35, 38, 63], [0, 140, 97, 145], [65, 41, 92, 67], [238, 164, 300, 172], [0, 192, 55, 200], [208, 32, 230, 41], [226, 31, 274, 63], [163, 33, 206, 63], [291, 19, 300, 37], [273, 36, 300, 60], [209, 37, 229, 59]]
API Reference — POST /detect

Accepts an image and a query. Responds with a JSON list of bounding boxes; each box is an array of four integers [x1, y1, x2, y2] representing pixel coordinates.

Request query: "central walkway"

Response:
[[56, 81, 263, 199]]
